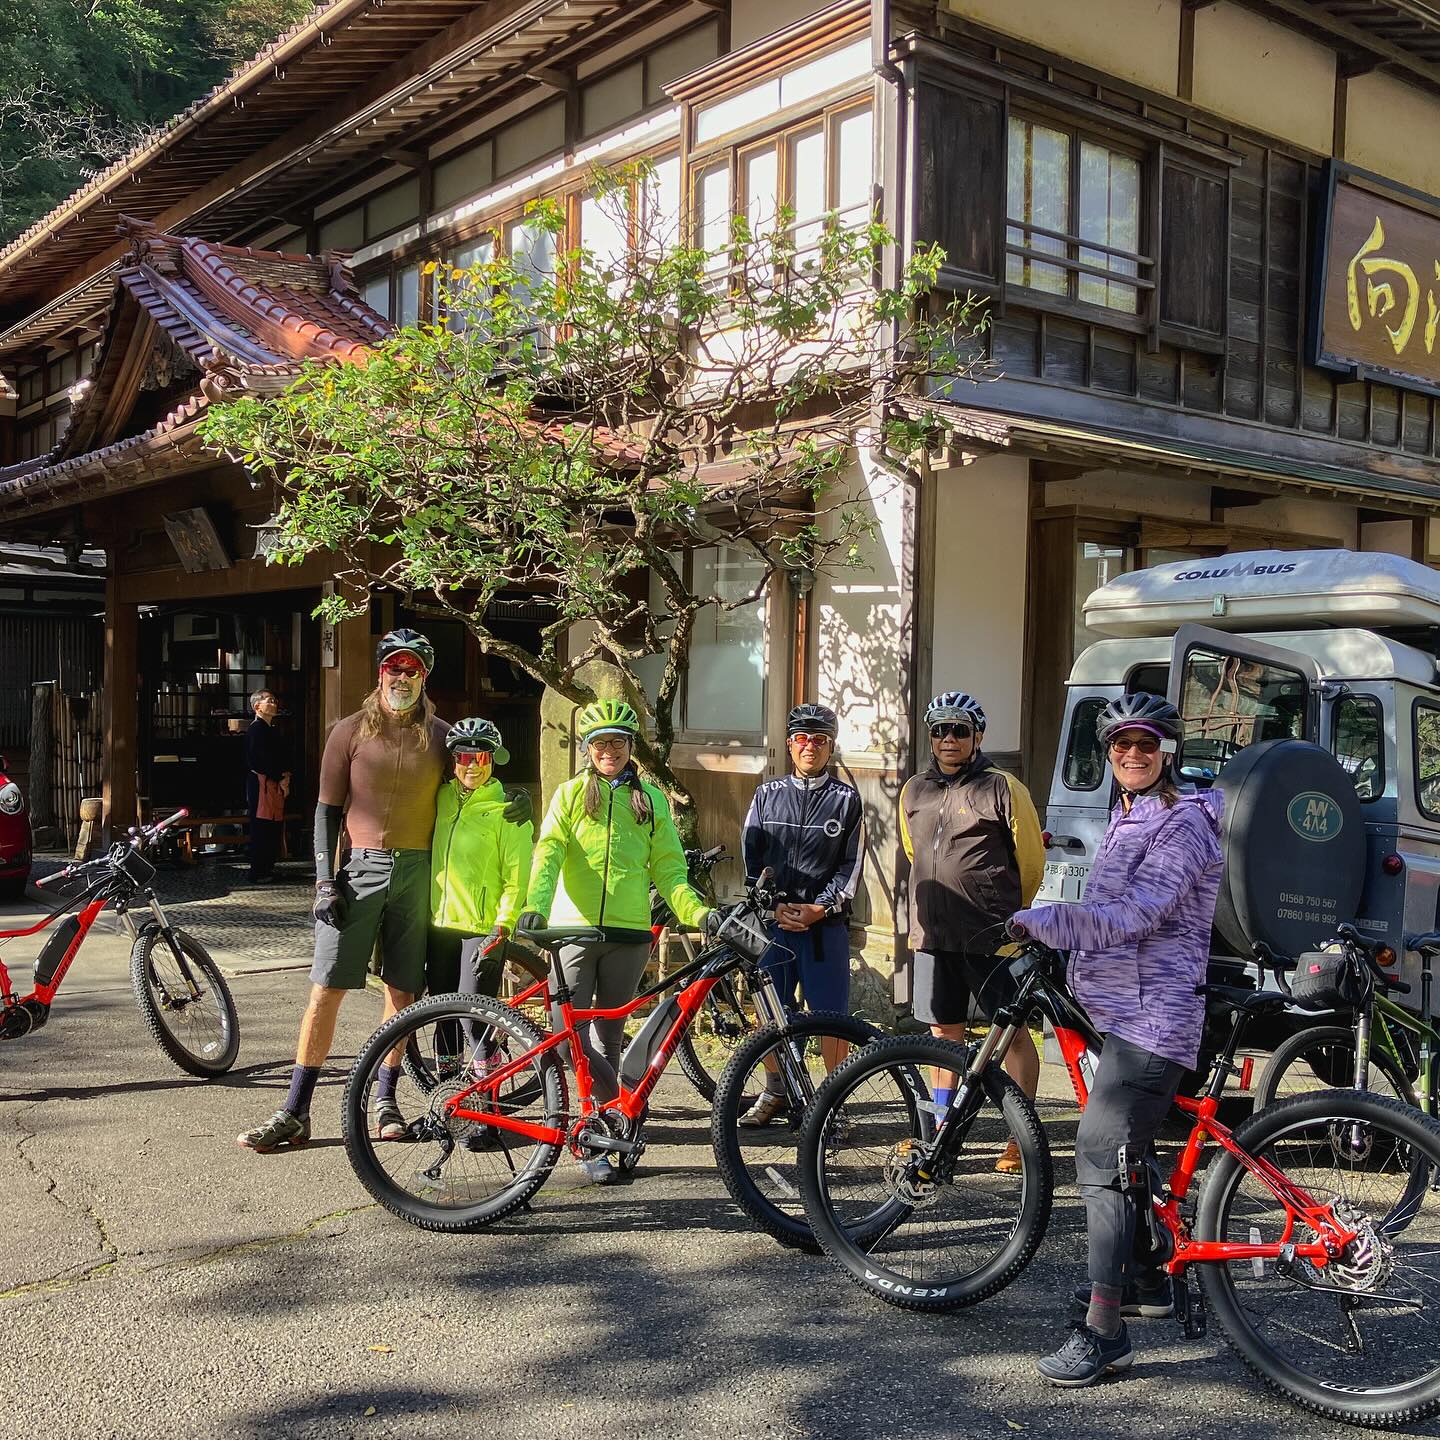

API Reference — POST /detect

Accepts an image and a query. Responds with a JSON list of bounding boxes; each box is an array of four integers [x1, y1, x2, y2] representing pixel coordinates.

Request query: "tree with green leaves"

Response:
[[200, 173, 989, 836]]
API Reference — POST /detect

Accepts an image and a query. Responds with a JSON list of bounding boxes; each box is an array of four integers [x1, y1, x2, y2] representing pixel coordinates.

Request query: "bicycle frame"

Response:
[[442, 938, 789, 1147], [1368, 987, 1438, 1115], [0, 895, 109, 1011], [930, 950, 1359, 1276]]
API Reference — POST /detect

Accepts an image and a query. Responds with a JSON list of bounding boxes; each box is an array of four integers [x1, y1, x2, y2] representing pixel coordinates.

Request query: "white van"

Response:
[[1041, 548, 1440, 995]]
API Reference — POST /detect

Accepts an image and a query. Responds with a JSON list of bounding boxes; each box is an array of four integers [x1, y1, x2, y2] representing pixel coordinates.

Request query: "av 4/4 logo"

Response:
[[1287, 791, 1343, 842]]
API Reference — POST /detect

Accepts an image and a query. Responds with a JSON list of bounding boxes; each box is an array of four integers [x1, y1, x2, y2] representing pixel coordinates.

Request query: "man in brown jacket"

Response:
[[238, 629, 451, 1151], [899, 690, 1045, 1172]]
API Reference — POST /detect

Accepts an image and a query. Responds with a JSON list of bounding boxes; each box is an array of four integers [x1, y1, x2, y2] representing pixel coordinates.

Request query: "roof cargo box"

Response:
[[1083, 549, 1440, 638]]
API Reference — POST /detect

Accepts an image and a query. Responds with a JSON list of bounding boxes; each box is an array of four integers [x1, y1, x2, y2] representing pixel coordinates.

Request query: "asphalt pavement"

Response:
[[0, 886, 1430, 1440]]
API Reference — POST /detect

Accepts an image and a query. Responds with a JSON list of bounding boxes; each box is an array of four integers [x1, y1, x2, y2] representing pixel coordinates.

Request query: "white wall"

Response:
[[1359, 519, 1413, 559], [1193, 3, 1335, 154], [1346, 71, 1440, 200], [947, 0, 1181, 97], [730, 0, 831, 50], [814, 454, 905, 762], [929, 454, 1030, 753]]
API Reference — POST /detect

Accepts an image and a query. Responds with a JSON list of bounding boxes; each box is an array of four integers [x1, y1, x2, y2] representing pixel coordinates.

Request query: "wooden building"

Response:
[[2, 0, 1440, 1002]]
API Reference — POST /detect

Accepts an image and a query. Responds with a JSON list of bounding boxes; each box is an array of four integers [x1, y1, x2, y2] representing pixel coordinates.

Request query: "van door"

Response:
[[1166, 624, 1319, 781]]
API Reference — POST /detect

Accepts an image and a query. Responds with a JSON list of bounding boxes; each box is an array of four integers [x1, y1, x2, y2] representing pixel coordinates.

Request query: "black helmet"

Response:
[[376, 627, 435, 674], [1096, 692, 1183, 748], [786, 702, 839, 738]]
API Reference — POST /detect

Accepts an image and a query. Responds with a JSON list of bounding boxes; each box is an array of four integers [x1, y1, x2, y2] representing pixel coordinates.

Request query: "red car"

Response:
[[0, 761, 32, 899]]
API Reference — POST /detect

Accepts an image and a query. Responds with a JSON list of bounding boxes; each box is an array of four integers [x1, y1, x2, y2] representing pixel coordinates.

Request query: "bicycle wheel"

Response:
[[129, 928, 240, 1077], [1198, 1089, 1440, 1427], [711, 1011, 884, 1251], [1255, 1023, 1417, 1109], [797, 1035, 1052, 1312], [676, 970, 761, 1102], [344, 994, 567, 1232], [403, 944, 550, 1095]]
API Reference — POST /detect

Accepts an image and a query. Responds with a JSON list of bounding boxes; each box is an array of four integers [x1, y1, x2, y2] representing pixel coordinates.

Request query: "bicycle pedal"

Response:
[[1171, 1275, 1206, 1339]]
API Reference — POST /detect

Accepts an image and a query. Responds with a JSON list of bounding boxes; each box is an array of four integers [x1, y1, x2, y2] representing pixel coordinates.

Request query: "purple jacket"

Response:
[[1011, 789, 1224, 1069]]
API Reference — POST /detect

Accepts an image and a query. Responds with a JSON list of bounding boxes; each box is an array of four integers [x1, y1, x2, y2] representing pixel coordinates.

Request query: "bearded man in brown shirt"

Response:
[[237, 628, 528, 1151]]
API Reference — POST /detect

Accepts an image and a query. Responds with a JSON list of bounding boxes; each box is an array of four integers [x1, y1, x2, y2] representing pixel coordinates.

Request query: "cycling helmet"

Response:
[[445, 717, 510, 766], [576, 697, 640, 743], [1096, 692, 1183, 749], [924, 691, 987, 734], [786, 702, 839, 738], [376, 627, 435, 674]]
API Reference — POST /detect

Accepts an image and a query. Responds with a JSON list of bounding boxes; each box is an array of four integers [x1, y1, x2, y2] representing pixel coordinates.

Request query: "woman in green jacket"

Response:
[[517, 699, 713, 1175], [426, 718, 534, 1015]]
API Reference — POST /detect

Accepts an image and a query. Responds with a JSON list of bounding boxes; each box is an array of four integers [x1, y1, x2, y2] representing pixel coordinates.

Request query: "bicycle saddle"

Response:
[[1196, 983, 1289, 1019]]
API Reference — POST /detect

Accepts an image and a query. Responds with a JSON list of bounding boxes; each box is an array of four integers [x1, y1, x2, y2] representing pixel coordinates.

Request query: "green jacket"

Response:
[[527, 771, 709, 933], [430, 778, 533, 933]]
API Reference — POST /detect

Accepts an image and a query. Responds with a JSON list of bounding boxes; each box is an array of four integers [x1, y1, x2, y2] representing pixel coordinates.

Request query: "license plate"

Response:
[[1038, 860, 1089, 903]]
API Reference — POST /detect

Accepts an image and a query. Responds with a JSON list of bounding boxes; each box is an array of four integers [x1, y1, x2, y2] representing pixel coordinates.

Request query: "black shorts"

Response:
[[912, 947, 1017, 1027]]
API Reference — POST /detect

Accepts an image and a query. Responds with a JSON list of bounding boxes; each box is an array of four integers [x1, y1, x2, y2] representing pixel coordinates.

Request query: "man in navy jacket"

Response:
[[740, 702, 865, 1122]]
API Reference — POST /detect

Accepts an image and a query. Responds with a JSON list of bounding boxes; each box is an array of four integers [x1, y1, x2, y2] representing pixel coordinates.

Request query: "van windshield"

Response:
[[1176, 646, 1308, 780]]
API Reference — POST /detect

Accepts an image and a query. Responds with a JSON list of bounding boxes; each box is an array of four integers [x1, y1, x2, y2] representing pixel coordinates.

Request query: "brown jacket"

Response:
[[318, 710, 450, 852], [899, 757, 1045, 953]]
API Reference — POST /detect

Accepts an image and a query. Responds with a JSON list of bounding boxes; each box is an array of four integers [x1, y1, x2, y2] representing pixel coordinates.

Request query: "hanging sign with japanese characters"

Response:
[[1314, 165, 1440, 396]]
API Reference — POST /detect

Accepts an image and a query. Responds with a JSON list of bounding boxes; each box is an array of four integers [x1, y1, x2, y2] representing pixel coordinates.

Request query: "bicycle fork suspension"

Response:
[[917, 1021, 1023, 1182], [751, 972, 814, 1102]]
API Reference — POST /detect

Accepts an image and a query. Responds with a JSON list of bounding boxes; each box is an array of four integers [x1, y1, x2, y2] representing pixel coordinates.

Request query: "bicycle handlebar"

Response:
[[515, 926, 606, 949], [1334, 923, 1411, 996]]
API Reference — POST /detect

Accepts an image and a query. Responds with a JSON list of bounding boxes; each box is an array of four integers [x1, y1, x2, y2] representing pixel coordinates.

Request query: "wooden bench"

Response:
[[148, 811, 300, 863]]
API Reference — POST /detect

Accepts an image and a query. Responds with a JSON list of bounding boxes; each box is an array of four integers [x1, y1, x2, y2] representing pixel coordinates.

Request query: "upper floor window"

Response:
[[690, 99, 871, 286], [1006, 116, 1147, 317]]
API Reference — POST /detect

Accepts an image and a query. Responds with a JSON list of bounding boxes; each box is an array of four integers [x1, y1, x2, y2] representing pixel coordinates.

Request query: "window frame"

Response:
[[1004, 107, 1155, 329], [685, 94, 873, 294], [1412, 698, 1440, 822], [1332, 691, 1385, 805], [675, 545, 771, 744]]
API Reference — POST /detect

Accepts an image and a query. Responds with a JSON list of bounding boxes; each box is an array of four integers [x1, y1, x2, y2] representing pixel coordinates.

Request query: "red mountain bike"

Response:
[[343, 868, 882, 1242], [0, 809, 240, 1076], [796, 939, 1440, 1429]]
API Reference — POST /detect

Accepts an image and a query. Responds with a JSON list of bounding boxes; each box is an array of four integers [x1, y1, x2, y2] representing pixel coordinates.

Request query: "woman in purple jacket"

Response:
[[1008, 693, 1224, 1389]]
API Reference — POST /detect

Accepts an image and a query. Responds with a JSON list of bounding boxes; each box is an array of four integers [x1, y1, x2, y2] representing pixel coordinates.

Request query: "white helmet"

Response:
[[924, 691, 986, 734]]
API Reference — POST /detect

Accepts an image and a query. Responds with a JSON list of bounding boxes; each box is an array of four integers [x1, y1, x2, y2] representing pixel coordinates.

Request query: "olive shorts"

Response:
[[309, 847, 431, 992]]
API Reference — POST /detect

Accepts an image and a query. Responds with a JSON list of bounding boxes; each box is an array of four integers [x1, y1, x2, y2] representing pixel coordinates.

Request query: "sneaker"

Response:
[[1035, 1322, 1133, 1388], [1070, 1277, 1174, 1320], [371, 1099, 408, 1141], [237, 1109, 310, 1152], [994, 1139, 1023, 1174], [579, 1156, 615, 1186], [740, 1090, 790, 1128]]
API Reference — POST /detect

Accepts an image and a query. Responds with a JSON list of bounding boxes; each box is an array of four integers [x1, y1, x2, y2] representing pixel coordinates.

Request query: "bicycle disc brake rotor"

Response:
[[882, 1137, 940, 1209], [1328, 1198, 1393, 1291]]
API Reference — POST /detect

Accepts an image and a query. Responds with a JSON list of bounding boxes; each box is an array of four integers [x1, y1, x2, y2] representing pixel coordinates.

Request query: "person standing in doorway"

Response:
[[899, 691, 1046, 1174], [237, 629, 527, 1151], [739, 702, 865, 1125], [245, 689, 291, 884]]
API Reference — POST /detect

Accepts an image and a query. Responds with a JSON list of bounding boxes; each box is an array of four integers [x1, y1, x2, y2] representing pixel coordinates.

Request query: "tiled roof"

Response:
[[0, 220, 390, 519]]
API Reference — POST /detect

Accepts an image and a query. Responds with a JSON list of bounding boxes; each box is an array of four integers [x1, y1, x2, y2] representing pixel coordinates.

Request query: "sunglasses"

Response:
[[589, 737, 631, 753], [454, 750, 492, 766], [380, 659, 424, 678], [930, 723, 974, 741], [1110, 736, 1161, 755], [790, 732, 833, 748]]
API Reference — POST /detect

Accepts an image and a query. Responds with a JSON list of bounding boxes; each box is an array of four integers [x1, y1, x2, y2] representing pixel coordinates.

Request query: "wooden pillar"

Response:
[[101, 570, 139, 837], [323, 610, 372, 730]]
